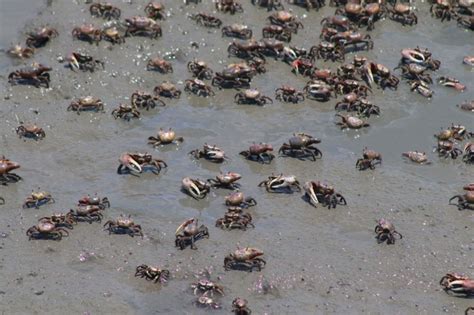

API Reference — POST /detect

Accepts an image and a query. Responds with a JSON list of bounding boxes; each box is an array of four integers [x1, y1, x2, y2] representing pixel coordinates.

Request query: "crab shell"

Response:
[[158, 128, 176, 143], [232, 247, 264, 261], [225, 191, 244, 205], [217, 172, 241, 184]]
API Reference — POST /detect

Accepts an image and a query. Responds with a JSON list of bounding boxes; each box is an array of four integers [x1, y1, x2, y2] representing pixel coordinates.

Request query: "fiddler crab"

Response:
[[135, 264, 170, 283], [438, 76, 466, 92], [8, 63, 51, 88], [234, 89, 273, 106], [147, 57, 173, 73], [356, 147, 382, 170], [175, 218, 209, 250], [26, 27, 58, 48], [434, 140, 463, 159], [125, 16, 162, 39], [7, 44, 34, 59], [187, 60, 213, 80], [0, 156, 22, 185], [117, 152, 167, 175], [103, 214, 143, 238], [189, 144, 227, 163], [224, 247, 266, 272], [184, 79, 215, 97], [68, 96, 105, 114], [464, 142, 474, 164], [89, 2, 121, 20], [374, 218, 402, 244], [148, 128, 183, 147], [304, 181, 347, 209], [279, 133, 322, 161], [154, 82, 181, 99], [182, 177, 211, 200], [72, 24, 102, 45], [457, 100, 474, 112], [191, 278, 224, 296], [449, 184, 474, 210], [111, 104, 141, 121], [131, 90, 166, 110], [39, 212, 77, 230], [439, 273, 474, 296], [145, 2, 167, 20], [195, 295, 221, 310], [23, 191, 54, 209], [216, 207, 254, 230], [239, 143, 275, 164], [69, 206, 104, 223], [16, 123, 45, 140], [27, 221, 69, 241], [402, 151, 431, 165], [207, 172, 242, 190], [275, 85, 305, 103], [66, 52, 104, 72], [232, 297, 251, 315], [225, 192, 257, 208], [78, 194, 110, 210], [258, 174, 301, 193], [336, 114, 370, 130]]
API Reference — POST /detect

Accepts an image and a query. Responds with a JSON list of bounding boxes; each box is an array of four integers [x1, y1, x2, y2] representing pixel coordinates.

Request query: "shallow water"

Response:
[[0, 0, 472, 314]]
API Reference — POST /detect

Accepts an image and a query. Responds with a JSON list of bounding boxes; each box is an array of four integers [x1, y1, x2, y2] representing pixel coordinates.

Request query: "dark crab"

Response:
[[374, 218, 402, 244], [184, 79, 215, 97], [78, 195, 110, 209], [216, 0, 244, 14], [89, 2, 121, 20], [104, 215, 143, 238], [148, 128, 183, 147], [69, 206, 103, 223], [258, 174, 301, 193], [303, 181, 347, 209], [356, 147, 382, 170], [23, 191, 54, 209], [125, 16, 162, 38], [235, 89, 273, 106], [181, 177, 211, 200], [189, 144, 227, 162], [224, 247, 266, 272], [449, 187, 474, 210], [8, 63, 51, 88], [72, 24, 102, 45], [275, 85, 305, 103], [388, 3, 418, 26], [431, 0, 455, 22], [362, 62, 399, 90], [66, 52, 104, 72], [175, 218, 209, 250], [16, 123, 45, 140], [225, 192, 257, 208], [135, 264, 170, 283], [279, 133, 322, 160], [26, 221, 69, 241], [320, 15, 356, 32], [232, 297, 252, 315], [309, 41, 345, 62], [335, 79, 372, 97], [222, 24, 253, 39], [187, 60, 213, 80], [268, 11, 304, 33], [335, 114, 370, 130], [216, 207, 254, 230], [212, 68, 252, 90], [26, 27, 58, 48], [154, 82, 181, 99], [240, 143, 275, 164], [439, 273, 474, 296], [131, 90, 166, 110], [145, 2, 166, 20], [227, 40, 263, 59], [262, 25, 292, 42], [190, 13, 223, 28], [191, 279, 224, 296], [434, 140, 463, 159], [111, 104, 141, 121], [207, 172, 242, 189], [395, 63, 433, 85], [304, 80, 336, 101], [251, 0, 284, 11], [333, 31, 374, 53], [118, 152, 167, 175], [147, 57, 173, 73], [68, 96, 105, 114], [457, 100, 474, 112], [0, 157, 22, 185]]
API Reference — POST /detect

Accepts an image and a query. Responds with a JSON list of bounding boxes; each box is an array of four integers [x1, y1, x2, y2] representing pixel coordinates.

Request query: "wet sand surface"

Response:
[[0, 0, 473, 314]]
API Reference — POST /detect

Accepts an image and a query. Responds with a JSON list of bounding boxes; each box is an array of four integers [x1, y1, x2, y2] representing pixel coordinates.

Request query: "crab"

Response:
[[251, 0, 284, 11], [66, 52, 104, 72], [8, 63, 51, 88], [117, 152, 167, 175], [333, 31, 374, 53], [234, 89, 273, 106], [309, 41, 345, 62], [212, 68, 251, 90], [101, 27, 125, 44], [111, 104, 141, 121], [434, 124, 472, 141], [207, 172, 242, 189], [78, 195, 110, 209], [146, 57, 173, 73], [356, 147, 382, 170], [321, 15, 356, 31], [216, 0, 244, 14], [154, 82, 181, 99], [464, 56, 474, 67], [464, 142, 474, 164], [335, 94, 380, 117], [434, 140, 463, 159], [303, 181, 347, 209], [26, 221, 69, 241], [222, 24, 253, 39], [438, 76, 466, 92], [225, 192, 257, 208], [358, 3, 386, 31], [189, 144, 227, 162], [402, 151, 431, 164], [23, 191, 54, 209], [240, 143, 275, 164], [335, 114, 370, 130], [458, 15, 474, 30], [262, 25, 292, 42], [374, 219, 402, 244], [254, 38, 285, 58], [39, 212, 77, 230], [15, 123, 45, 140], [145, 2, 166, 20], [279, 133, 322, 160], [258, 174, 301, 193], [69, 206, 103, 223], [458, 100, 474, 112], [439, 273, 474, 296], [395, 63, 433, 85], [224, 247, 266, 272], [275, 85, 305, 103], [175, 218, 209, 250], [400, 48, 441, 71], [148, 128, 183, 147], [362, 62, 399, 90], [190, 13, 223, 28], [68, 96, 105, 114], [90, 2, 121, 20], [131, 90, 166, 110], [187, 60, 213, 80], [216, 207, 254, 230], [449, 188, 474, 210], [232, 298, 251, 315], [182, 177, 211, 200], [7, 44, 34, 59], [268, 11, 304, 33], [72, 24, 102, 45], [388, 3, 418, 26], [125, 16, 162, 38], [0, 157, 22, 185], [291, 57, 314, 76], [227, 40, 263, 59], [135, 264, 170, 283], [184, 79, 215, 97], [195, 296, 221, 310], [431, 0, 455, 21], [191, 279, 224, 296], [26, 27, 58, 48], [104, 215, 143, 238], [410, 80, 434, 98], [335, 79, 372, 97], [304, 80, 336, 101]]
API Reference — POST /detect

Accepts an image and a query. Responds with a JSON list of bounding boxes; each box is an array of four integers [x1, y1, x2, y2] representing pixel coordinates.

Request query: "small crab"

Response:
[[224, 247, 266, 272], [111, 104, 141, 121], [104, 215, 143, 238], [78, 195, 110, 210], [216, 207, 254, 230], [68, 96, 104, 114], [182, 177, 211, 200], [222, 24, 253, 39], [216, 0, 244, 14], [22, 191, 54, 209], [131, 91, 166, 110], [232, 298, 251, 315], [90, 2, 121, 20], [7, 44, 34, 59], [26, 27, 58, 48], [154, 82, 181, 99], [240, 143, 275, 164], [72, 24, 102, 45], [449, 189, 474, 210], [191, 279, 224, 296], [464, 142, 474, 164], [189, 144, 227, 163], [438, 76, 466, 92], [8, 63, 51, 88], [374, 219, 402, 244], [388, 3, 418, 26], [145, 2, 166, 20], [26, 221, 69, 241], [279, 133, 322, 161], [15, 123, 45, 140], [207, 172, 242, 190], [125, 16, 162, 38], [262, 25, 292, 42], [275, 85, 305, 103], [187, 60, 213, 80], [457, 100, 474, 112], [402, 151, 431, 164], [439, 273, 474, 296], [148, 128, 183, 147], [66, 52, 104, 72], [190, 13, 223, 28], [303, 181, 347, 209], [268, 10, 304, 33], [135, 264, 170, 283], [147, 57, 173, 73], [0, 157, 22, 185], [118, 152, 167, 175], [195, 295, 221, 310], [335, 114, 370, 130], [69, 206, 103, 223], [184, 79, 215, 97], [102, 27, 125, 44], [225, 192, 257, 208], [39, 212, 77, 230], [258, 174, 301, 193], [234, 89, 273, 106], [356, 147, 382, 170], [434, 140, 463, 159], [175, 218, 209, 250]]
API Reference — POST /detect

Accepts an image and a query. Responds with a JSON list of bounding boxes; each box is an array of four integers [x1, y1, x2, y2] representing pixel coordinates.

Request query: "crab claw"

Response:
[[175, 218, 196, 235], [364, 63, 374, 86], [182, 177, 204, 199], [0, 160, 20, 173], [68, 53, 80, 71], [304, 181, 319, 207], [463, 184, 474, 191], [119, 153, 142, 173], [401, 48, 425, 64]]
